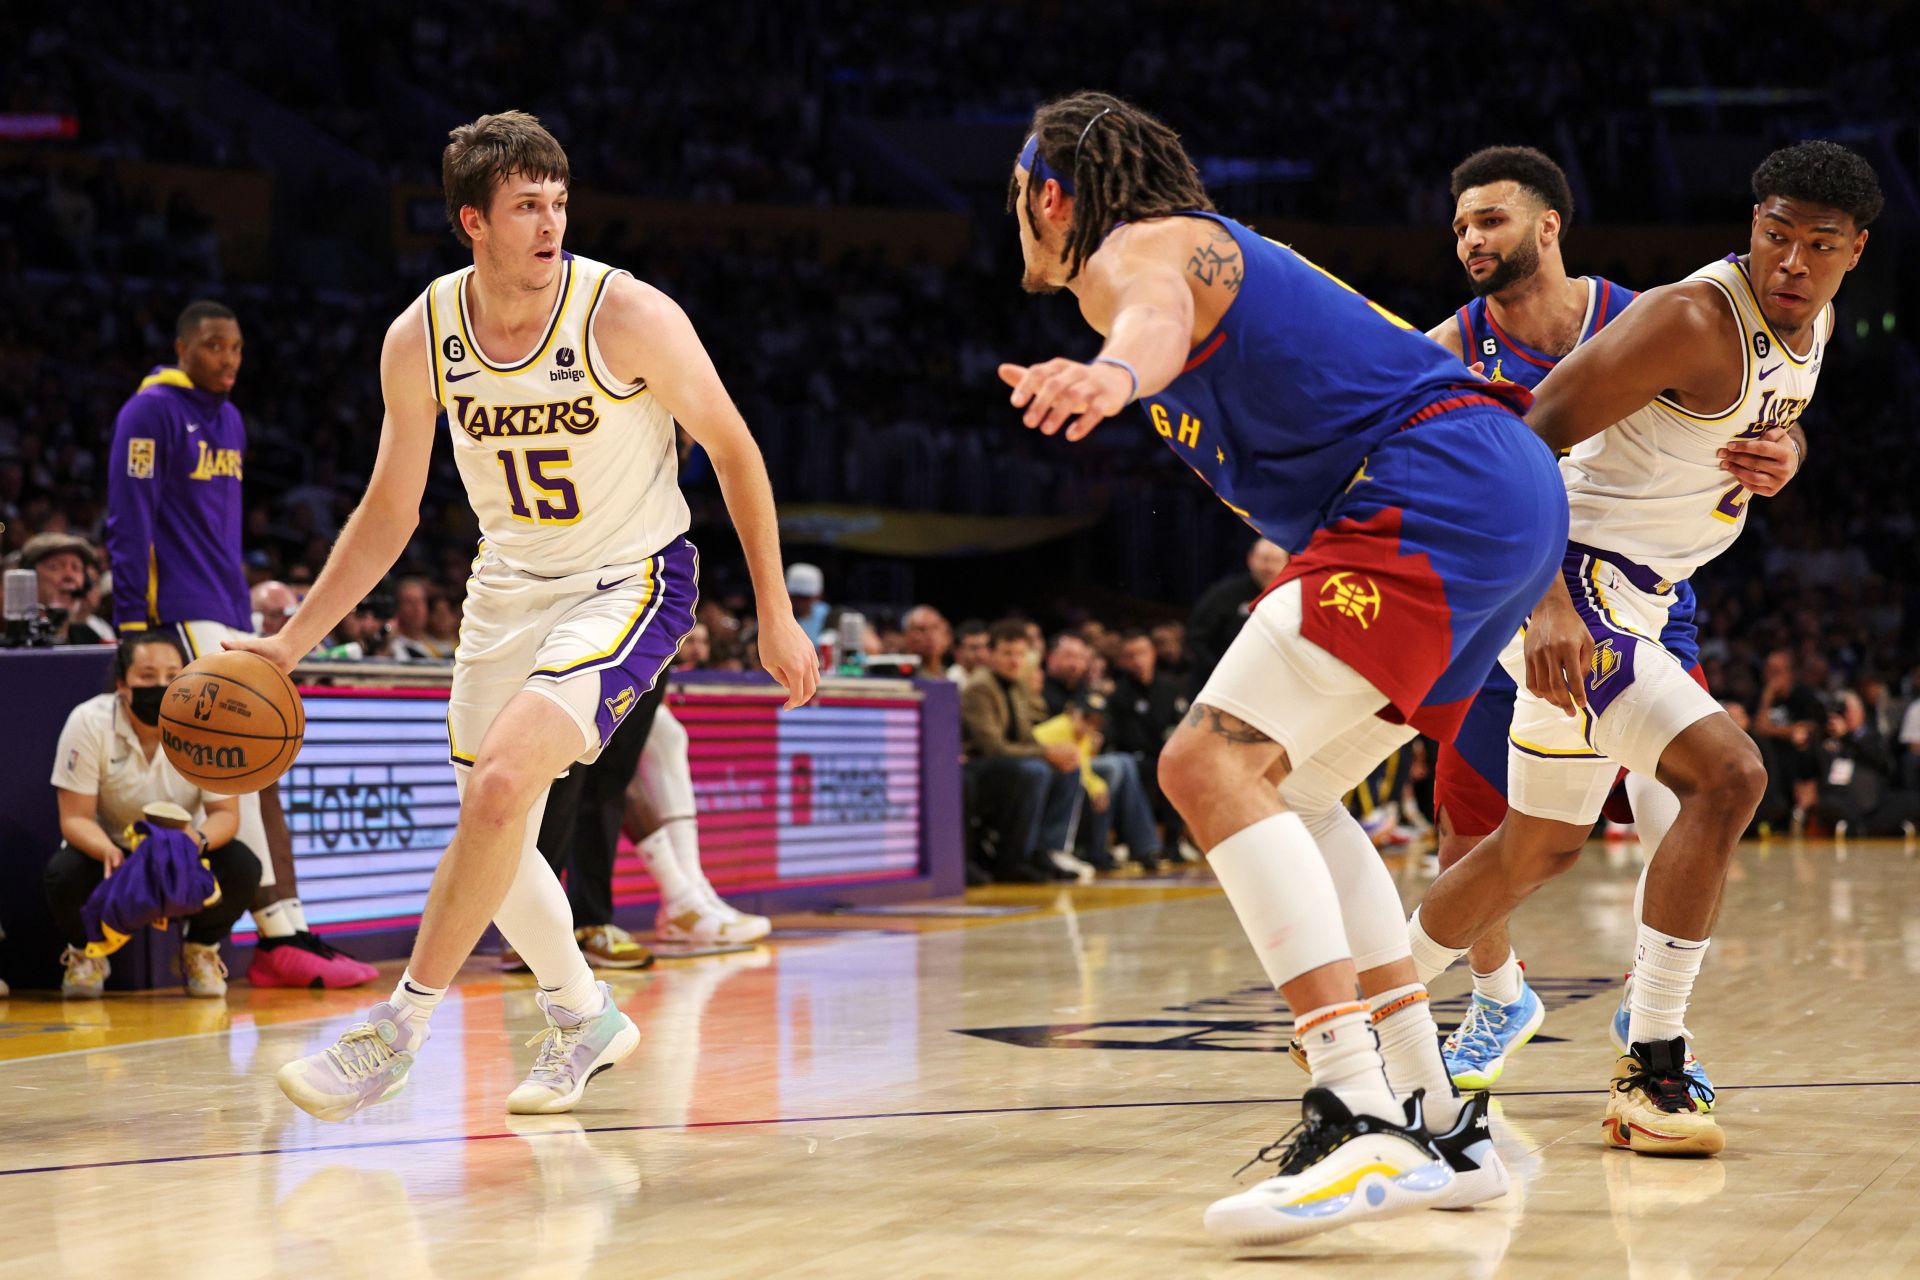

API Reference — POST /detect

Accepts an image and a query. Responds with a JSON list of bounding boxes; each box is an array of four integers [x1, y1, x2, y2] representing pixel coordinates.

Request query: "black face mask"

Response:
[[127, 685, 167, 726]]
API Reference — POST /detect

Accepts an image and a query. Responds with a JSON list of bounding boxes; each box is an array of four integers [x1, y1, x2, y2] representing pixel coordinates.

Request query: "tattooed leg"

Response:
[[1159, 702, 1294, 850]]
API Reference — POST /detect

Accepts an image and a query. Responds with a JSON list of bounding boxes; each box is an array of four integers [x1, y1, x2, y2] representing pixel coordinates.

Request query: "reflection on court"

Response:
[[2, 842, 1918, 1277]]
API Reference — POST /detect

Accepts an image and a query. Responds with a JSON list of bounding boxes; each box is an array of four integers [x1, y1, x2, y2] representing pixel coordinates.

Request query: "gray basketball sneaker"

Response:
[[277, 1002, 428, 1121], [506, 981, 640, 1115]]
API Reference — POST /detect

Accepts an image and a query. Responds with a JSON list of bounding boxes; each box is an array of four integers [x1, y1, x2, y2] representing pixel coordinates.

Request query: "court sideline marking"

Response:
[[3, 1078, 1917, 1179]]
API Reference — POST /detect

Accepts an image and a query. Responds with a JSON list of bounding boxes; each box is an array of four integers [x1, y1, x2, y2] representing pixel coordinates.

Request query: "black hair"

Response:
[[956, 618, 988, 639], [1751, 141, 1883, 229], [1449, 146, 1575, 229], [1011, 91, 1214, 280], [112, 633, 187, 686], [987, 618, 1032, 647], [1047, 630, 1089, 654], [176, 299, 237, 340]]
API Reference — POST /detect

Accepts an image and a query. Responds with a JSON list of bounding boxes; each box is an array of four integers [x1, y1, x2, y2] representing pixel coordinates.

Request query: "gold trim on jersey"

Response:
[[583, 269, 648, 401], [1730, 260, 1817, 366], [424, 278, 444, 408], [1651, 273, 1749, 424], [456, 258, 575, 374]]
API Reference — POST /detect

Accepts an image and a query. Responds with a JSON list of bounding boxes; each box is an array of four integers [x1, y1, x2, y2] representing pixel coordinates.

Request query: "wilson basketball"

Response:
[[159, 649, 305, 792]]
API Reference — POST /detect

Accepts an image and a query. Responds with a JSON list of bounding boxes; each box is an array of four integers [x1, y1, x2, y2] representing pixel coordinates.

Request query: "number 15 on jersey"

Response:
[[496, 448, 581, 524]]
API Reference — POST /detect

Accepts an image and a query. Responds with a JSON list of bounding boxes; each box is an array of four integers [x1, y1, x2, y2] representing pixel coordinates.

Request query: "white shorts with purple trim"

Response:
[[1500, 545, 1719, 825], [448, 537, 699, 768]]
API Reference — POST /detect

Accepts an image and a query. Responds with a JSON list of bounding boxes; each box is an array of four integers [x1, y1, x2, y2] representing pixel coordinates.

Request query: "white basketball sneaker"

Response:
[[1205, 1088, 1453, 1249], [656, 892, 771, 946], [277, 1003, 428, 1121], [506, 982, 640, 1115]]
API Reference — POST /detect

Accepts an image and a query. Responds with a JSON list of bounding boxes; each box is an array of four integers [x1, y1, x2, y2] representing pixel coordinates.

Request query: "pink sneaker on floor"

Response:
[[248, 936, 379, 989]]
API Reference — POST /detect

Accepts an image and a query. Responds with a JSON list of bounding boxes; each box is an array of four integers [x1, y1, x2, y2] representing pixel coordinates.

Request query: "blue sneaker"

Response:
[[1610, 978, 1714, 1112], [1441, 983, 1545, 1090]]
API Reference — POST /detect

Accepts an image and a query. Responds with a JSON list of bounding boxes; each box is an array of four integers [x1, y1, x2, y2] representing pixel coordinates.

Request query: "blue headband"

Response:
[[1018, 133, 1073, 195]]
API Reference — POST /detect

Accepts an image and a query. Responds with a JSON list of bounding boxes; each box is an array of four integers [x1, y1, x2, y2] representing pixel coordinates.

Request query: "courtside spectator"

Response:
[[961, 620, 1080, 882], [901, 604, 952, 677], [45, 635, 262, 998]]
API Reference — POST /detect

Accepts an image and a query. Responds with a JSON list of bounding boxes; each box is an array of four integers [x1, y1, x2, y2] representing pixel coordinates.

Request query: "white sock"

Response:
[[1297, 1003, 1400, 1120], [639, 828, 701, 909], [540, 970, 605, 1018], [282, 898, 308, 933], [1471, 951, 1524, 1006], [487, 784, 597, 1007], [1206, 811, 1352, 990], [1408, 908, 1469, 987], [255, 899, 297, 940], [1369, 984, 1463, 1128], [1628, 923, 1708, 1046], [390, 969, 446, 1022], [663, 817, 720, 900]]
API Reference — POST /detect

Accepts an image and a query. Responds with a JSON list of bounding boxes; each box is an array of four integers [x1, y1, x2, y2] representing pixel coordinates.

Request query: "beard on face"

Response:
[[1020, 266, 1062, 295], [1469, 230, 1542, 297]]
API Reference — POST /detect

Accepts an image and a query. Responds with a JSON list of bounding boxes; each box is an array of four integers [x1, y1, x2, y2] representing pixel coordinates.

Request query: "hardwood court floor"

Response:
[[2, 839, 1918, 1278]]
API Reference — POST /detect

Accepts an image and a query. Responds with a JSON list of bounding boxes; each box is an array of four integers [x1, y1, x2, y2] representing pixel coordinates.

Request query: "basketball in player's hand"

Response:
[[160, 650, 306, 792]]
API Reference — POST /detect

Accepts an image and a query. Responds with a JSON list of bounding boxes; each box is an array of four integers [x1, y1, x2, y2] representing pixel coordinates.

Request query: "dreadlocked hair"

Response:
[[1014, 91, 1213, 281]]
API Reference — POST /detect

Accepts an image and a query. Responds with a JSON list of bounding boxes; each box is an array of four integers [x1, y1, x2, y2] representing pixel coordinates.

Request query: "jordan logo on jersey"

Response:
[[450, 393, 600, 440], [1318, 571, 1383, 630]]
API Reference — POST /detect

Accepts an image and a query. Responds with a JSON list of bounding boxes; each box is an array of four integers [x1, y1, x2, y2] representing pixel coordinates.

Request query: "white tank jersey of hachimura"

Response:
[[420, 252, 689, 577], [1561, 254, 1831, 583]]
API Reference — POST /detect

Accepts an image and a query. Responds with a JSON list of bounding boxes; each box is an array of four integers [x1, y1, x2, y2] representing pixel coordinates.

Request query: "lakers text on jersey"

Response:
[[423, 253, 690, 578]]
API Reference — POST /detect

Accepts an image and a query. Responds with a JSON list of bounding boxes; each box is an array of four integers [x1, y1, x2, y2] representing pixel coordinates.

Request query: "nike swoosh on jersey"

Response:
[[446, 369, 481, 382], [1756, 363, 1783, 380], [185, 422, 200, 432], [596, 575, 633, 591]]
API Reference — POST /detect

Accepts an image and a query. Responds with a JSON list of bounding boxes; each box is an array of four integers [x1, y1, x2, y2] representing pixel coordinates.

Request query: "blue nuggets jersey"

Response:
[[1141, 213, 1524, 552], [1451, 277, 1636, 392]]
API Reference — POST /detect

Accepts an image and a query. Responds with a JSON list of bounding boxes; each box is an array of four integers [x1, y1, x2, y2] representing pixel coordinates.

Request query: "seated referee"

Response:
[[45, 635, 262, 998]]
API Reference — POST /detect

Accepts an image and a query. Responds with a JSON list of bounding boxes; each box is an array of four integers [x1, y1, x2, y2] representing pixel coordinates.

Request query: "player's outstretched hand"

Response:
[[221, 632, 302, 676], [998, 359, 1134, 442], [759, 612, 819, 711], [1719, 426, 1799, 496], [1523, 591, 1592, 717]]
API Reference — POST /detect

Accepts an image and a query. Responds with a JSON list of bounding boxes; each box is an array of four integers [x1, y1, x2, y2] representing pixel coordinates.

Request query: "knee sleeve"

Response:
[[638, 703, 696, 819]]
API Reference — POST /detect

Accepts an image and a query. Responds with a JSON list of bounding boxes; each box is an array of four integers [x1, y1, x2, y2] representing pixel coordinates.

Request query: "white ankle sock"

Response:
[[1629, 924, 1707, 1046], [282, 898, 308, 933], [255, 899, 297, 940], [541, 970, 605, 1017], [1206, 811, 1350, 990], [1369, 984, 1462, 1128], [1297, 1003, 1400, 1120], [1471, 951, 1523, 1006], [663, 817, 719, 899], [1408, 908, 1469, 987], [639, 828, 701, 910], [390, 969, 446, 1022]]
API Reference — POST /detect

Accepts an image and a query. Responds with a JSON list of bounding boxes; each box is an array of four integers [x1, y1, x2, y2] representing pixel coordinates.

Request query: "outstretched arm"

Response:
[[226, 300, 439, 672], [1527, 281, 1733, 451], [596, 275, 817, 710], [998, 221, 1197, 442]]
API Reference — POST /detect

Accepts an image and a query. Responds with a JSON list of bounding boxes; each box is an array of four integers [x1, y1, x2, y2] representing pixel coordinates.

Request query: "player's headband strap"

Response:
[[1018, 133, 1073, 195]]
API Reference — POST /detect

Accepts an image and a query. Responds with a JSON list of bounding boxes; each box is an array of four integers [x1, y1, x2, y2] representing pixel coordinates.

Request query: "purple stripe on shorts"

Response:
[[1563, 553, 1640, 721], [591, 538, 699, 747]]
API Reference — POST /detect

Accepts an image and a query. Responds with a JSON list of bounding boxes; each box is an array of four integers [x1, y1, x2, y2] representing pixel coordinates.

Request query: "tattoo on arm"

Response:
[[1182, 702, 1271, 745], [1189, 229, 1244, 293]]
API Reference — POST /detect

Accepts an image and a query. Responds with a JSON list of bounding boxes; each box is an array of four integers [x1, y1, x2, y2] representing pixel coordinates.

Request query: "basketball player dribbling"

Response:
[[234, 111, 818, 1120], [1000, 91, 1562, 1247], [1408, 141, 1880, 1156]]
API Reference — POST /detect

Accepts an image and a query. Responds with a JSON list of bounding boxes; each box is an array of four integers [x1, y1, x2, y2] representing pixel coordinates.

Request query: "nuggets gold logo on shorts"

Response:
[[128, 437, 155, 478], [1318, 571, 1384, 630]]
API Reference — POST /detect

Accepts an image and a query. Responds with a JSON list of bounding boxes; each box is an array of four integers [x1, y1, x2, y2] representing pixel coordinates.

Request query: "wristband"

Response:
[[1091, 356, 1140, 404]]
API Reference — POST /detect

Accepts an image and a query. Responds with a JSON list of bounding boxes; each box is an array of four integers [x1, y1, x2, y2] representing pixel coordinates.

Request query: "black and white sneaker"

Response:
[[1424, 1088, 1510, 1209]]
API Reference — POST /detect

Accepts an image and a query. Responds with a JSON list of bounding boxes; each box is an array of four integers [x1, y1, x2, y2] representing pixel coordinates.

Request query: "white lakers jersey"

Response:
[[1562, 255, 1830, 581], [421, 253, 689, 576]]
